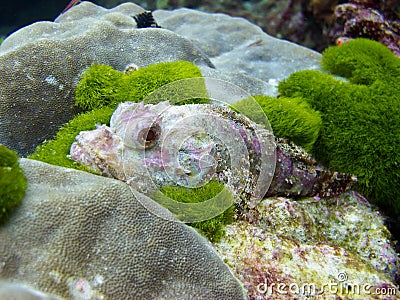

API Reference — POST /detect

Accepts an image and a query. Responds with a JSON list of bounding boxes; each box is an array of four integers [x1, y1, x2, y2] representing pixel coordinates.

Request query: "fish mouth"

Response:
[[70, 125, 123, 177], [70, 140, 100, 171]]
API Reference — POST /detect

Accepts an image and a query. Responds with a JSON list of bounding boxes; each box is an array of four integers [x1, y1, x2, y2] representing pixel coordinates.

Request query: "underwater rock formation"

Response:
[[0, 158, 246, 299], [1, 2, 399, 298], [329, 0, 400, 55], [215, 193, 399, 299]]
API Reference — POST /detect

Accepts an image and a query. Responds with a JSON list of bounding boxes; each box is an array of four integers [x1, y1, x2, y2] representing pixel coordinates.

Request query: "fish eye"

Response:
[[145, 129, 155, 141], [137, 124, 160, 149], [122, 118, 161, 150]]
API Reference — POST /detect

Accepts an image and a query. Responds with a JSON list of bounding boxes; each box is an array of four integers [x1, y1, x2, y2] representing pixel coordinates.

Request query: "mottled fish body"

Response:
[[70, 101, 356, 207]]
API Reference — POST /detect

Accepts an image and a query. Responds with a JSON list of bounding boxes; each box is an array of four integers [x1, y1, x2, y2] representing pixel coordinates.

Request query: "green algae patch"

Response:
[[75, 61, 207, 111], [75, 64, 123, 110], [278, 38, 400, 209], [155, 180, 236, 242], [232, 95, 322, 152], [0, 144, 27, 224], [321, 38, 400, 86]]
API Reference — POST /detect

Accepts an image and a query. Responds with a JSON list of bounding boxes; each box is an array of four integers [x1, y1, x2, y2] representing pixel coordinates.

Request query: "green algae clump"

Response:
[[278, 38, 400, 209], [75, 61, 205, 111], [232, 95, 322, 152], [74, 64, 123, 110], [158, 180, 236, 243], [0, 144, 27, 224]]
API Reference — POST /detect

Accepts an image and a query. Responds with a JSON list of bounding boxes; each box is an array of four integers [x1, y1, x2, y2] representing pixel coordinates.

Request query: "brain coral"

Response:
[[0, 158, 246, 299], [0, 1, 212, 156]]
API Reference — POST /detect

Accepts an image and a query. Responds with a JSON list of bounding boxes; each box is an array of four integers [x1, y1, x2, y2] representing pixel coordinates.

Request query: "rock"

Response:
[[0, 1, 322, 157], [0, 158, 246, 299], [215, 194, 400, 299], [154, 7, 322, 93]]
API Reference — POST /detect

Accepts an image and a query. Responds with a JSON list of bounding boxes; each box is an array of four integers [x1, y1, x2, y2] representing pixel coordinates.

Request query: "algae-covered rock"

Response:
[[278, 39, 400, 210], [0, 158, 246, 299], [74, 61, 205, 111], [215, 193, 399, 299]]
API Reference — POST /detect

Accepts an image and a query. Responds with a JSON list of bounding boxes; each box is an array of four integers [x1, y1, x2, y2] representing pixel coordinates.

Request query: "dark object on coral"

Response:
[[329, 0, 400, 55], [133, 11, 161, 28]]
